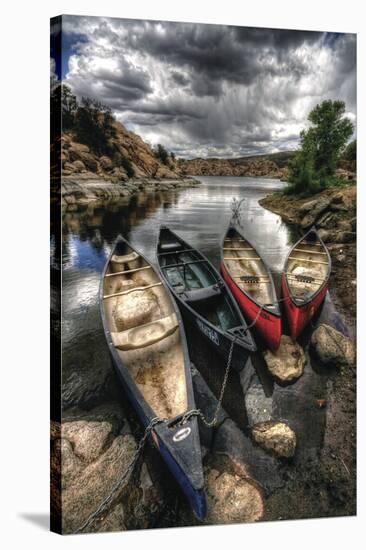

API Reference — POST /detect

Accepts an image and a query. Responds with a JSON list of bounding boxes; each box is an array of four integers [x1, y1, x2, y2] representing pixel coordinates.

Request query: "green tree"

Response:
[[307, 100, 353, 176], [342, 139, 356, 163], [61, 85, 78, 130], [75, 97, 116, 156], [288, 100, 353, 194], [113, 152, 135, 178], [155, 143, 169, 165]]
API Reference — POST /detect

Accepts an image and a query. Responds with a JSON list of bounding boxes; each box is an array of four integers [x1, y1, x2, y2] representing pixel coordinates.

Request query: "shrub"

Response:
[[154, 143, 169, 165], [113, 152, 135, 178]]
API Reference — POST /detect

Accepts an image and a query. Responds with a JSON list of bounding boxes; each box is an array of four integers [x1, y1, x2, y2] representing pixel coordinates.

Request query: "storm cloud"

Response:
[[61, 15, 356, 158]]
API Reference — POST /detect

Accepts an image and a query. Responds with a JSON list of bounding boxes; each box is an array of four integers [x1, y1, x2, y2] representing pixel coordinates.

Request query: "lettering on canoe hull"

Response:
[[196, 319, 220, 346]]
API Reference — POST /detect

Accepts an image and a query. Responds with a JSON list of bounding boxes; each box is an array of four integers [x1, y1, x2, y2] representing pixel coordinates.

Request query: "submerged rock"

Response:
[[251, 421, 296, 458], [310, 323, 355, 367], [263, 335, 306, 382]]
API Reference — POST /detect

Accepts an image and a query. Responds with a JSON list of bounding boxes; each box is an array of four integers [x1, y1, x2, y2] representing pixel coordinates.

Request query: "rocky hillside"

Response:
[[60, 119, 182, 181], [178, 152, 295, 178]]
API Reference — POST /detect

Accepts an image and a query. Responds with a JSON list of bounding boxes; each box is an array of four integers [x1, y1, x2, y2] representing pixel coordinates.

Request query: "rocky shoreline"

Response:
[[61, 174, 201, 209], [259, 184, 356, 322], [53, 180, 357, 533], [259, 184, 356, 521]]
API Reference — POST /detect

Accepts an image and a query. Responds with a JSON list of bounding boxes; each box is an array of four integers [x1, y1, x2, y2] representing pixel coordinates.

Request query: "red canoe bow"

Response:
[[220, 226, 281, 351]]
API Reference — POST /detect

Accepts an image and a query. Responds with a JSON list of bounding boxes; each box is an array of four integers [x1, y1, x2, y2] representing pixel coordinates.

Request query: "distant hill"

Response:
[[178, 151, 296, 178]]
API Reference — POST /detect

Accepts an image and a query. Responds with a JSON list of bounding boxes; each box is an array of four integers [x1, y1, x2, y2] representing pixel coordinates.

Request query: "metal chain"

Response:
[[177, 335, 236, 428], [74, 416, 166, 534], [73, 337, 237, 534]]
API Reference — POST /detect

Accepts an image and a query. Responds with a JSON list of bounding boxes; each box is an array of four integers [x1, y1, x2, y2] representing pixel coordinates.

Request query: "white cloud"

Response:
[[61, 16, 356, 158]]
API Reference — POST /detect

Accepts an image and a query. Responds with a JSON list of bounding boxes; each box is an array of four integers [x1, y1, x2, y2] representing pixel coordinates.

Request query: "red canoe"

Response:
[[282, 226, 331, 341], [220, 226, 281, 351]]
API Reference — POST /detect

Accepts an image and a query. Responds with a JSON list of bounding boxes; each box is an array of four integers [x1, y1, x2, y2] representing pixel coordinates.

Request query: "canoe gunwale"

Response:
[[99, 235, 205, 495], [283, 226, 331, 308], [156, 227, 256, 353], [220, 225, 281, 318]]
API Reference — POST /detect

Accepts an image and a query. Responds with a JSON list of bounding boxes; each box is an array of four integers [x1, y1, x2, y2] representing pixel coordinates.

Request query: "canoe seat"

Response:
[[111, 251, 139, 264], [111, 313, 179, 351], [238, 275, 261, 283], [289, 274, 316, 284], [183, 284, 222, 304], [159, 241, 183, 253]]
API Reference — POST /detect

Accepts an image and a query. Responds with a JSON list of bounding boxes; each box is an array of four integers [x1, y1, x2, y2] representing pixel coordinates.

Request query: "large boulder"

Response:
[[310, 323, 355, 367], [251, 421, 296, 458], [72, 160, 86, 172], [68, 144, 99, 172], [99, 155, 113, 171], [263, 335, 306, 382], [299, 196, 332, 229], [205, 466, 264, 524], [52, 403, 167, 534]]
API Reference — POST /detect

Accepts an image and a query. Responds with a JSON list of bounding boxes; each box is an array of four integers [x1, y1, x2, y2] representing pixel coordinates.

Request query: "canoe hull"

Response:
[[100, 236, 206, 520], [221, 262, 281, 351], [175, 293, 252, 372], [110, 353, 207, 520], [282, 272, 328, 341], [157, 227, 256, 373]]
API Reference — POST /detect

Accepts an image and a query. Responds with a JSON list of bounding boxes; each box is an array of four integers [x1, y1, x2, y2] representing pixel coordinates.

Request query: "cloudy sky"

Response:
[[51, 15, 356, 159]]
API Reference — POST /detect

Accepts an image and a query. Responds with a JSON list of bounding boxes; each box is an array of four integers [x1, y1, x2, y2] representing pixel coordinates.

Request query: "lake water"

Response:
[[60, 175, 346, 482], [61, 176, 293, 404]]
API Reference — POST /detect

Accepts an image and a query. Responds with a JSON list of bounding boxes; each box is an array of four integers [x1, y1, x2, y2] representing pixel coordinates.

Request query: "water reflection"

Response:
[[62, 177, 335, 466]]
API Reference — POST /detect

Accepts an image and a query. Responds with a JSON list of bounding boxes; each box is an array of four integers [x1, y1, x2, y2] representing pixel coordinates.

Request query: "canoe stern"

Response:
[[221, 261, 281, 351], [282, 273, 328, 340]]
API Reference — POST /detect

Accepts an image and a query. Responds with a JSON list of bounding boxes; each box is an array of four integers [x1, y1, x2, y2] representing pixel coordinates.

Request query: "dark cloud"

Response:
[[62, 15, 356, 158]]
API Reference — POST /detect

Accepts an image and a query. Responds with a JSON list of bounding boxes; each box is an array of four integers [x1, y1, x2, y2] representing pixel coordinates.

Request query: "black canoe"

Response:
[[156, 227, 256, 372], [100, 235, 206, 519]]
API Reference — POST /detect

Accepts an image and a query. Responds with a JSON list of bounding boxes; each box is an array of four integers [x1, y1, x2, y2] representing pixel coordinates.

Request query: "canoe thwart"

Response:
[[286, 273, 324, 283], [158, 248, 195, 256], [222, 247, 253, 251], [235, 275, 270, 284], [288, 256, 328, 265], [161, 259, 208, 269], [182, 284, 222, 304], [224, 257, 261, 261], [103, 282, 162, 300], [293, 248, 327, 255], [105, 265, 152, 277]]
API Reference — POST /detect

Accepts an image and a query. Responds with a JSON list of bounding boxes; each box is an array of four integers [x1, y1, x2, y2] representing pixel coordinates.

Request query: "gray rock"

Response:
[[251, 421, 296, 458], [263, 335, 306, 382], [300, 197, 331, 229], [310, 323, 355, 367]]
